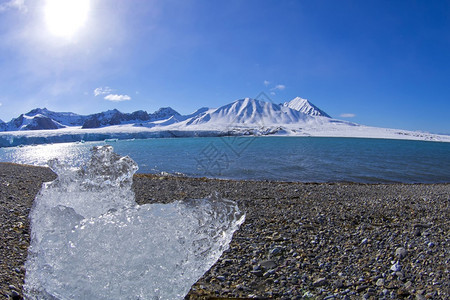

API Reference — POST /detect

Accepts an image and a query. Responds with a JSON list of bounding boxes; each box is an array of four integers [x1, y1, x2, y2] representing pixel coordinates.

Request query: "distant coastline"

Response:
[[1, 124, 449, 148]]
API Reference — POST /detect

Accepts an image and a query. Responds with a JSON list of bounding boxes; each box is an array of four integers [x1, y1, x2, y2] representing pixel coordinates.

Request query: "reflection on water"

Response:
[[0, 142, 103, 168]]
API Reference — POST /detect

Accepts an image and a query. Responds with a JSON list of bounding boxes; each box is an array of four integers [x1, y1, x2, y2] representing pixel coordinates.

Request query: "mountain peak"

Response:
[[155, 107, 180, 114], [239, 97, 271, 104], [151, 107, 180, 120], [26, 107, 50, 116], [103, 109, 121, 115], [228, 98, 280, 113], [228, 98, 279, 111], [283, 97, 330, 118]]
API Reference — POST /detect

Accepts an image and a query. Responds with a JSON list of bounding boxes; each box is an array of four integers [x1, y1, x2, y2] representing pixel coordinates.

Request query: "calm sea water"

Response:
[[0, 137, 449, 183]]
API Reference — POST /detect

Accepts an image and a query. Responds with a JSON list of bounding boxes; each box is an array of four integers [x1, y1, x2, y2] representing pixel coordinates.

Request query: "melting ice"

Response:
[[24, 145, 244, 299]]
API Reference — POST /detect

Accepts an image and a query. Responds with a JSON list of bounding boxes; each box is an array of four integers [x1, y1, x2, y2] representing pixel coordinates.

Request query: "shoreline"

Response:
[[1, 163, 449, 299]]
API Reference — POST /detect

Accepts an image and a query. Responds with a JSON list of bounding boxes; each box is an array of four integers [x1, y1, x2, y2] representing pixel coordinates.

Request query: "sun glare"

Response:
[[44, 0, 90, 38]]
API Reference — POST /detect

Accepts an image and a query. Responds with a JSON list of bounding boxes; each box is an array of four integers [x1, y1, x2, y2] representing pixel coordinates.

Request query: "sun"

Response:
[[44, 0, 90, 38]]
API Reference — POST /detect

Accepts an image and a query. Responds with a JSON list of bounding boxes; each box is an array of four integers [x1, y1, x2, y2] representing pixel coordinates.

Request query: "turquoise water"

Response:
[[0, 137, 449, 183]]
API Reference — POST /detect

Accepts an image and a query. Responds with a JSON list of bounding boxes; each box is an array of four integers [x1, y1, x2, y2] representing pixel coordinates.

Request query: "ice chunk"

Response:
[[24, 145, 245, 299]]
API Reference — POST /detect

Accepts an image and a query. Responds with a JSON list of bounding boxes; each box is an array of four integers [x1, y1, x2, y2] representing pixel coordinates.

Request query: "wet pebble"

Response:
[[395, 247, 407, 259], [390, 261, 402, 272]]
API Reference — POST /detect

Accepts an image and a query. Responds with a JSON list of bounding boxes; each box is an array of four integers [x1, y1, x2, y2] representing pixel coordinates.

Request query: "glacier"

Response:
[[24, 145, 245, 300]]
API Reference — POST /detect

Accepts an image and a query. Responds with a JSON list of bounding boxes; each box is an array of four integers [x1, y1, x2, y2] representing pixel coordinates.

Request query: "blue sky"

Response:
[[0, 0, 449, 133]]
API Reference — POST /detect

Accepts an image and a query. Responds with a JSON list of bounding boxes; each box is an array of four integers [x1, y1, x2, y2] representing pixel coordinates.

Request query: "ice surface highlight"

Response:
[[24, 145, 245, 299]]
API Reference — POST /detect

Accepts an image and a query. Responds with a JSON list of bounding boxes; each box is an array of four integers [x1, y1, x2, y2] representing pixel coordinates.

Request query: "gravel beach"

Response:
[[1, 162, 449, 299]]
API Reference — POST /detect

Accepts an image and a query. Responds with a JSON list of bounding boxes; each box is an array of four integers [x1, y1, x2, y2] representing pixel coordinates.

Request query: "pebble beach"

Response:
[[0, 162, 449, 299]]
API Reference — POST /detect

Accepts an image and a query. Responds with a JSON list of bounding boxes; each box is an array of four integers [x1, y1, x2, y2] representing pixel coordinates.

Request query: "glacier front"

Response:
[[24, 145, 245, 299]]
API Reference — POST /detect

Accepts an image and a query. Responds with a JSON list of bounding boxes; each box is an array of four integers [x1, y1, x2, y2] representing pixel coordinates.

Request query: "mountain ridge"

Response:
[[1, 97, 328, 131], [3, 107, 186, 131]]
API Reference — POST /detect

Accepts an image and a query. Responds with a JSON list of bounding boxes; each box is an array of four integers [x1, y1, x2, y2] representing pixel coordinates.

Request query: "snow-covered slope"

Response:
[[184, 107, 210, 119], [282, 97, 331, 117]]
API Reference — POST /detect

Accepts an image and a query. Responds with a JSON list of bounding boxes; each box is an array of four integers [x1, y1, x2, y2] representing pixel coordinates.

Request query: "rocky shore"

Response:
[[0, 163, 56, 300], [1, 162, 449, 299]]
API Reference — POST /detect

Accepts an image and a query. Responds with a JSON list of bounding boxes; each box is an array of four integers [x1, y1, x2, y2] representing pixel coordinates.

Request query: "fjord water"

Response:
[[0, 137, 449, 183]]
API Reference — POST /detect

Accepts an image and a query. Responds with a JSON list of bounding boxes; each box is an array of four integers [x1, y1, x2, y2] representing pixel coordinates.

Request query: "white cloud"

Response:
[[271, 84, 286, 91], [0, 102, 2, 106], [340, 113, 356, 118], [270, 91, 276, 96], [0, 0, 27, 13], [94, 86, 113, 96], [95, 87, 131, 102], [104, 94, 131, 102], [263, 80, 270, 86]]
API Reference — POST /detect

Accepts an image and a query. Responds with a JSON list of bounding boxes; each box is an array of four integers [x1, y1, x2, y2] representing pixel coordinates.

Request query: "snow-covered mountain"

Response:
[[8, 108, 88, 130], [2, 98, 332, 132], [1, 107, 184, 131], [81, 109, 150, 129], [140, 107, 211, 127], [186, 98, 313, 126], [6, 114, 63, 131], [26, 108, 88, 127], [151, 107, 181, 120], [282, 97, 331, 118], [1, 97, 449, 146]]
